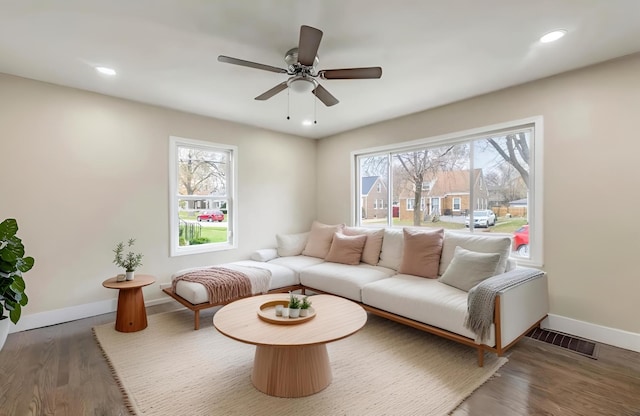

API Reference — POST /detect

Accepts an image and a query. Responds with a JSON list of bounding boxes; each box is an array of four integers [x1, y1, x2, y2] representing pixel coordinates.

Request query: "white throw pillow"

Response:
[[439, 232, 512, 276], [438, 246, 501, 291], [276, 232, 309, 257], [377, 228, 404, 270], [250, 248, 279, 262]]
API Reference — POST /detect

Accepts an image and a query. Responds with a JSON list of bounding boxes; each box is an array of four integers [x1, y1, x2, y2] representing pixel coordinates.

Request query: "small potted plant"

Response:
[[0, 218, 35, 350], [113, 238, 143, 281], [288, 293, 301, 318], [300, 296, 312, 317]]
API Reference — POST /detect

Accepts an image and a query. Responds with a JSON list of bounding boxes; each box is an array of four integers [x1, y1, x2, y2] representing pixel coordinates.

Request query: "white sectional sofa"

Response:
[[164, 221, 549, 366]]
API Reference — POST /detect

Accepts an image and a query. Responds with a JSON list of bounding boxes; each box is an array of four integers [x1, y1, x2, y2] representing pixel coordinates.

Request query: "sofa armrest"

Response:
[[250, 248, 279, 262], [496, 271, 549, 348]]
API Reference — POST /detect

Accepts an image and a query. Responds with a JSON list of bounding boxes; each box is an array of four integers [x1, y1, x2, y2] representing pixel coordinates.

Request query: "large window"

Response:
[[169, 136, 237, 256], [353, 117, 543, 266]]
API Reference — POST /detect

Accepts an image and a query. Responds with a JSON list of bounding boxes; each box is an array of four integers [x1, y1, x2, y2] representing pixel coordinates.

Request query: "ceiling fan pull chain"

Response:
[[286, 88, 290, 120], [314, 92, 317, 124]]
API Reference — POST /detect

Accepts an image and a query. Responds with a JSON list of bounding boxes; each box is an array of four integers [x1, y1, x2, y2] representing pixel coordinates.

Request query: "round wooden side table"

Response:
[[102, 274, 155, 332]]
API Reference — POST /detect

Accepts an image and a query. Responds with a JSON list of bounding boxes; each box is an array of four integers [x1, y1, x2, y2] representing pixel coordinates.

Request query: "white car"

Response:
[[464, 210, 496, 228]]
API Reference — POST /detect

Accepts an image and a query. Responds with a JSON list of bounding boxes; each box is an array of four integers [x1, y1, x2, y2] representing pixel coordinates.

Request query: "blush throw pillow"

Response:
[[343, 227, 385, 265], [276, 232, 309, 257], [438, 246, 501, 291], [398, 228, 445, 278], [302, 221, 345, 259], [324, 233, 367, 265]]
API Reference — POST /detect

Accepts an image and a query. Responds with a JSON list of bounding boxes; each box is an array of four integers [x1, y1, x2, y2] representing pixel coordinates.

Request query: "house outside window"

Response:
[[169, 136, 237, 256], [353, 117, 542, 266]]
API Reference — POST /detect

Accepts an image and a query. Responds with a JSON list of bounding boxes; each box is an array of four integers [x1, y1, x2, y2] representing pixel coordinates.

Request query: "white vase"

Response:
[[289, 308, 301, 318], [125, 271, 135, 281], [300, 309, 308, 317], [0, 318, 10, 351]]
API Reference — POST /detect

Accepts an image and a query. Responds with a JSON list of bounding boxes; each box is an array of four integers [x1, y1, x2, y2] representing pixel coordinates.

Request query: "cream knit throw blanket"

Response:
[[172, 265, 272, 304], [465, 267, 545, 342]]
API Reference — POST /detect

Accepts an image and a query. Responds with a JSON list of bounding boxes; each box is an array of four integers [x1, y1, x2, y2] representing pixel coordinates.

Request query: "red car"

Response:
[[197, 210, 224, 222], [513, 225, 529, 256]]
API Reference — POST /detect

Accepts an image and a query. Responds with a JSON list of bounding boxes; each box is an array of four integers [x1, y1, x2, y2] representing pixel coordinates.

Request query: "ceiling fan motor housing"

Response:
[[285, 47, 319, 73]]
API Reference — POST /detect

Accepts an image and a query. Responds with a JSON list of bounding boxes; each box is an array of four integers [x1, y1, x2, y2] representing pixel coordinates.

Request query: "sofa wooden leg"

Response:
[[194, 310, 200, 330], [477, 348, 484, 367]]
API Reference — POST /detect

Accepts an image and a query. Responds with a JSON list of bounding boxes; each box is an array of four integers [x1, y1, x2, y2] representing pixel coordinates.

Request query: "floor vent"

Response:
[[526, 328, 599, 359]]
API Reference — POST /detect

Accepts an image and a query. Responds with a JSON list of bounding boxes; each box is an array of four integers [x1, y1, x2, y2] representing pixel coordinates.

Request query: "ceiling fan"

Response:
[[218, 25, 382, 107]]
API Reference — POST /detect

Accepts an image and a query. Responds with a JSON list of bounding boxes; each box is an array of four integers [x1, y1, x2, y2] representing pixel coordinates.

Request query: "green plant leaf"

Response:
[[10, 275, 25, 292], [9, 304, 21, 324], [0, 218, 18, 240], [17, 257, 34, 273], [19, 292, 28, 307]]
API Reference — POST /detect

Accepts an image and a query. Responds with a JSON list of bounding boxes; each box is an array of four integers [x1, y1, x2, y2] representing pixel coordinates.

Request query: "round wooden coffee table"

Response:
[[102, 274, 155, 332], [213, 293, 367, 398]]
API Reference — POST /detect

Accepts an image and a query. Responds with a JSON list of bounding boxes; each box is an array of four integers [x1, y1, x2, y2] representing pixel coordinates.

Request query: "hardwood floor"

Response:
[[1, 305, 639, 416]]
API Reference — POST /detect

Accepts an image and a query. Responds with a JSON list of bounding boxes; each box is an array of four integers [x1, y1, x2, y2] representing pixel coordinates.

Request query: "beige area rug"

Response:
[[94, 309, 506, 416]]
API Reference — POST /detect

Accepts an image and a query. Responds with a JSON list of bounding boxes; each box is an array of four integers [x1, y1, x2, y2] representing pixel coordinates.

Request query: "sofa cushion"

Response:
[[438, 246, 501, 291], [302, 221, 344, 258], [325, 232, 367, 265], [269, 255, 324, 275], [343, 226, 385, 265], [276, 232, 309, 257], [439, 232, 512, 275], [398, 228, 444, 278], [300, 262, 395, 302], [361, 274, 496, 346], [377, 228, 404, 270]]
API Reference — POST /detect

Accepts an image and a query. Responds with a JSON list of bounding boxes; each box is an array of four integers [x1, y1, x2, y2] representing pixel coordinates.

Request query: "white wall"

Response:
[[0, 74, 317, 324], [316, 53, 640, 337]]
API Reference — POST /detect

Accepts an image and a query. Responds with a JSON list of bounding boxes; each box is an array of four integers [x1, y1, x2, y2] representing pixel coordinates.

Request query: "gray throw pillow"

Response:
[[438, 246, 501, 291]]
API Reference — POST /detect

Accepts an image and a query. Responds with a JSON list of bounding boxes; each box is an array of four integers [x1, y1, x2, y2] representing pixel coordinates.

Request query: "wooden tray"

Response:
[[257, 300, 316, 325]]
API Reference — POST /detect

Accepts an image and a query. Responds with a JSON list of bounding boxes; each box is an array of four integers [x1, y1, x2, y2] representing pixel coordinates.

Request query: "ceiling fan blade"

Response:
[[319, 67, 383, 79], [297, 25, 323, 66], [312, 84, 339, 107], [255, 81, 288, 101], [218, 55, 288, 74]]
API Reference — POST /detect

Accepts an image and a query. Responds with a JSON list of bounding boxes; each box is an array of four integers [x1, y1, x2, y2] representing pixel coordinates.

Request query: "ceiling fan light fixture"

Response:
[[288, 77, 315, 93]]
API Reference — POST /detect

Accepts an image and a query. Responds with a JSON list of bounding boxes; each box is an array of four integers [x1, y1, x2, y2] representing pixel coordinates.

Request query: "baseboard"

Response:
[[542, 314, 640, 353], [8, 296, 173, 334]]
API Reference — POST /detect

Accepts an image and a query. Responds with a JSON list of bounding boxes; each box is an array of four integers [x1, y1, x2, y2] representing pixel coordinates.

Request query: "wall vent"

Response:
[[526, 328, 598, 359]]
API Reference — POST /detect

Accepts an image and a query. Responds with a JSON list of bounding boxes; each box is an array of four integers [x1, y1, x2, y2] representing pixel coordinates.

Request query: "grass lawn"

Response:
[[391, 219, 466, 230], [200, 227, 227, 243], [364, 216, 527, 233]]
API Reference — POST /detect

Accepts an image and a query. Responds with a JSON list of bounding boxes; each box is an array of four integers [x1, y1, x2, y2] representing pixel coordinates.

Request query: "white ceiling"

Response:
[[1, 1, 639, 139]]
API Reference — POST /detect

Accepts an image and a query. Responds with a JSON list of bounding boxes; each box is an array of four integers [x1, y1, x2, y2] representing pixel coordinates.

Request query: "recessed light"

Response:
[[539, 30, 567, 43], [95, 66, 117, 76], [302, 120, 314, 126]]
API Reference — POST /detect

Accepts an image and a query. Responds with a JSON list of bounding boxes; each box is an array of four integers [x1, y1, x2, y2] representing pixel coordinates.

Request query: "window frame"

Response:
[[351, 116, 544, 267], [453, 197, 461, 211], [169, 136, 238, 257]]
